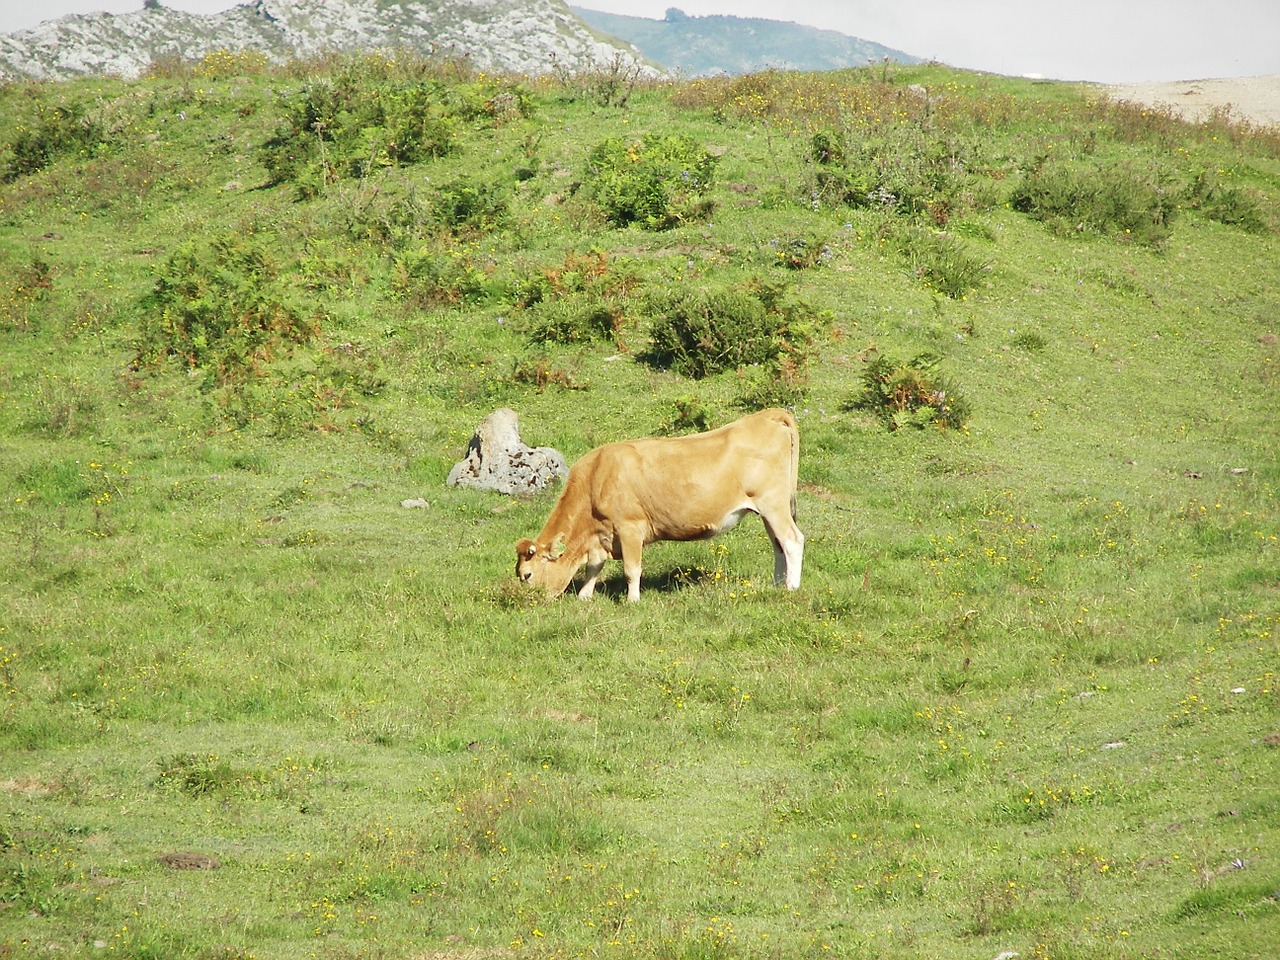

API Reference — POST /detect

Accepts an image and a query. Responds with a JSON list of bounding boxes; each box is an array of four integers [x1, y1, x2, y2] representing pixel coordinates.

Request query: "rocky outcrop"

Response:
[[447, 408, 567, 496], [0, 0, 652, 82]]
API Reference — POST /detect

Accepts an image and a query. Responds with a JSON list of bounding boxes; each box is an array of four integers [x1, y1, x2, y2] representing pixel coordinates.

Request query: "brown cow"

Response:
[[516, 408, 804, 601]]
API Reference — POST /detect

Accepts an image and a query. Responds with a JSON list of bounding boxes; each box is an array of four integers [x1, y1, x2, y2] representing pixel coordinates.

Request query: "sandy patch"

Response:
[[1103, 75, 1280, 127]]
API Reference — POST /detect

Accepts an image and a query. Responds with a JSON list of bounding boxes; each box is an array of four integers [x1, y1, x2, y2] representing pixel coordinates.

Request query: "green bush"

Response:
[[2, 101, 110, 182], [811, 126, 995, 224], [523, 296, 620, 345], [850, 351, 971, 431], [643, 278, 818, 379], [516, 250, 637, 346], [391, 246, 493, 307], [890, 224, 988, 299], [771, 232, 833, 270], [259, 76, 461, 197], [257, 58, 531, 198], [1183, 168, 1268, 232], [429, 175, 509, 234], [1009, 158, 1178, 246], [661, 395, 714, 434], [581, 134, 718, 229], [137, 234, 318, 380]]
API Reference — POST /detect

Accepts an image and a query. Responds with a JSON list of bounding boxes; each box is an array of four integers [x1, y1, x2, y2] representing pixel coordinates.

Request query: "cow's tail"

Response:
[[788, 412, 800, 521]]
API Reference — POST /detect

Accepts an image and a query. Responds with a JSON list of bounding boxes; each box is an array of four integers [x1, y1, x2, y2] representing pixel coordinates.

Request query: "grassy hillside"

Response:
[[2, 54, 1278, 959]]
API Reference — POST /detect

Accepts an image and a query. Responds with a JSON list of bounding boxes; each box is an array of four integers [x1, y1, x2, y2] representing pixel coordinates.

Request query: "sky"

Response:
[[2, 0, 1278, 84]]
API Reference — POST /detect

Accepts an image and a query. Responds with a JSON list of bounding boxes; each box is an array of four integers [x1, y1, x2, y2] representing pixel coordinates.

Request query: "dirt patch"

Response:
[[158, 851, 222, 870], [1, 777, 59, 796], [1103, 74, 1280, 127]]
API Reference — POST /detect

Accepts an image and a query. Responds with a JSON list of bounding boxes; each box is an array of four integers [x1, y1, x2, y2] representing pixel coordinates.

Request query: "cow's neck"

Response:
[[537, 518, 591, 594]]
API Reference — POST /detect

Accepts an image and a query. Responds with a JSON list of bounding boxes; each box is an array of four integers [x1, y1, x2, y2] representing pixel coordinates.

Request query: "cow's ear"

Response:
[[550, 532, 567, 559], [516, 538, 536, 559]]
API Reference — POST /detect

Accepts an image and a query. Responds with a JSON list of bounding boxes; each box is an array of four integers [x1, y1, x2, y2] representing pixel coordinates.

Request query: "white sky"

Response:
[[2, 1, 1277, 84]]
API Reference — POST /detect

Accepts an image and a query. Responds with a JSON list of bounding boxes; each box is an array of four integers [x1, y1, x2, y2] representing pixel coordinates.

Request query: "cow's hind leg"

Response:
[[760, 508, 804, 590]]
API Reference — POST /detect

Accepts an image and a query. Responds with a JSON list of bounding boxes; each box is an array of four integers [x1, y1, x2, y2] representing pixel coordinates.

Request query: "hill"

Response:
[[0, 0, 649, 81], [573, 5, 920, 75], [1, 57, 1278, 959]]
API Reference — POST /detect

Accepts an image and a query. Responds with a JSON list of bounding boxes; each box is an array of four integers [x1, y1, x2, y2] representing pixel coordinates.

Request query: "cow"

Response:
[[515, 408, 804, 601]]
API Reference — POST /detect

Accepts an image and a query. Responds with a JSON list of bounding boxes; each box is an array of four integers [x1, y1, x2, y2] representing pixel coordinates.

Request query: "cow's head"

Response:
[[515, 534, 577, 598]]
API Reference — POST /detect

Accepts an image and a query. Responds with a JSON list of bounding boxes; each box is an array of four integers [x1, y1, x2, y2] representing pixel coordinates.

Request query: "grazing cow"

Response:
[[516, 408, 804, 601]]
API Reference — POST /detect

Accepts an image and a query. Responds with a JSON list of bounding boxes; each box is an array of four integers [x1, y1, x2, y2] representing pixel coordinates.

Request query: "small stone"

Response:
[[401, 498, 430, 509]]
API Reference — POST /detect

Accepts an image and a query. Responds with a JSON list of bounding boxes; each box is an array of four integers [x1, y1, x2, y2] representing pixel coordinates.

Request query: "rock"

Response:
[[401, 498, 430, 509], [447, 408, 567, 496]]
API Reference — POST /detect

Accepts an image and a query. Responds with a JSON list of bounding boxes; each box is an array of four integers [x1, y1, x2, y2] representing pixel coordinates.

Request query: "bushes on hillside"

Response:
[[888, 223, 988, 299], [258, 57, 532, 199], [581, 134, 718, 229], [1009, 158, 1179, 246], [850, 351, 971, 431], [810, 126, 997, 225], [1183, 168, 1268, 232], [643, 277, 819, 380], [2, 101, 111, 182], [516, 250, 638, 348], [137, 233, 318, 380]]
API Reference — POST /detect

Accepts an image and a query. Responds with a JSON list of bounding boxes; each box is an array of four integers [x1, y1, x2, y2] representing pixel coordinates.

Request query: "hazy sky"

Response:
[[2, 1, 1277, 84]]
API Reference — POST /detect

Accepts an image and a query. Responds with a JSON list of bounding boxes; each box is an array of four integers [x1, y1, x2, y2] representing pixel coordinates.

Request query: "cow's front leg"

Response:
[[618, 530, 645, 602], [577, 550, 607, 599]]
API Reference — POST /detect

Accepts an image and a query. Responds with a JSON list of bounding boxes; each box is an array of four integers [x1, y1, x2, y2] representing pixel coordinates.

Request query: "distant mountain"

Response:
[[0, 0, 651, 83], [571, 6, 920, 76]]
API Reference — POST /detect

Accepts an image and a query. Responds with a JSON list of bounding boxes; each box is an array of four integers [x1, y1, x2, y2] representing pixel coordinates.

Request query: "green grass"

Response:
[[1, 56, 1278, 959]]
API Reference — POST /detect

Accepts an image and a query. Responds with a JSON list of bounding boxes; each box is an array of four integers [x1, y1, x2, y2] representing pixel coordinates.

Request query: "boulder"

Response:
[[447, 408, 567, 495]]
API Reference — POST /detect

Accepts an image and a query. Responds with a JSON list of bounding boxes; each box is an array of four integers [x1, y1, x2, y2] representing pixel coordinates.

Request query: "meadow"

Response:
[[1, 53, 1278, 959]]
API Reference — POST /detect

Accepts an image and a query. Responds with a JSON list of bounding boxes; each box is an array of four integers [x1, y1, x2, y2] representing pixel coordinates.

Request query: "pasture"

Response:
[[1, 56, 1277, 958]]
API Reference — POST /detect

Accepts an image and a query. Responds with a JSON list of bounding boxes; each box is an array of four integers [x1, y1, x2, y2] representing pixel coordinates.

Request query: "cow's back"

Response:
[[585, 408, 797, 539]]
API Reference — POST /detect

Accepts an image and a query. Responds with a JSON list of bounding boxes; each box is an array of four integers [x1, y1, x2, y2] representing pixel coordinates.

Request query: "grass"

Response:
[[1, 55, 1278, 959]]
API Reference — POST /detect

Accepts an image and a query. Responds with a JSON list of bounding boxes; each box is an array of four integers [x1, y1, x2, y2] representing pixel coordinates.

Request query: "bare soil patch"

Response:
[[1104, 75, 1280, 127]]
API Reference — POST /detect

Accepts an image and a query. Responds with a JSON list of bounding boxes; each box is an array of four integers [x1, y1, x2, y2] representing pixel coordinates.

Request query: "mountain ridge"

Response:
[[571, 6, 920, 76], [0, 0, 649, 82]]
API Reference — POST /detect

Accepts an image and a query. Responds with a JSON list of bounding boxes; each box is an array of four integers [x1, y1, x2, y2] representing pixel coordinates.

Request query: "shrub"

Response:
[[391, 246, 493, 308], [259, 75, 461, 197], [850, 351, 970, 431], [581, 134, 718, 229], [511, 357, 589, 393], [1183, 168, 1268, 232], [256, 57, 531, 198], [662, 396, 714, 434], [137, 234, 319, 381], [2, 101, 109, 182], [550, 51, 646, 108], [810, 126, 995, 224], [523, 296, 620, 345], [1009, 158, 1178, 246], [890, 224, 987, 299], [516, 250, 637, 347], [429, 175, 509, 234], [771, 232, 833, 270], [643, 277, 819, 380]]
